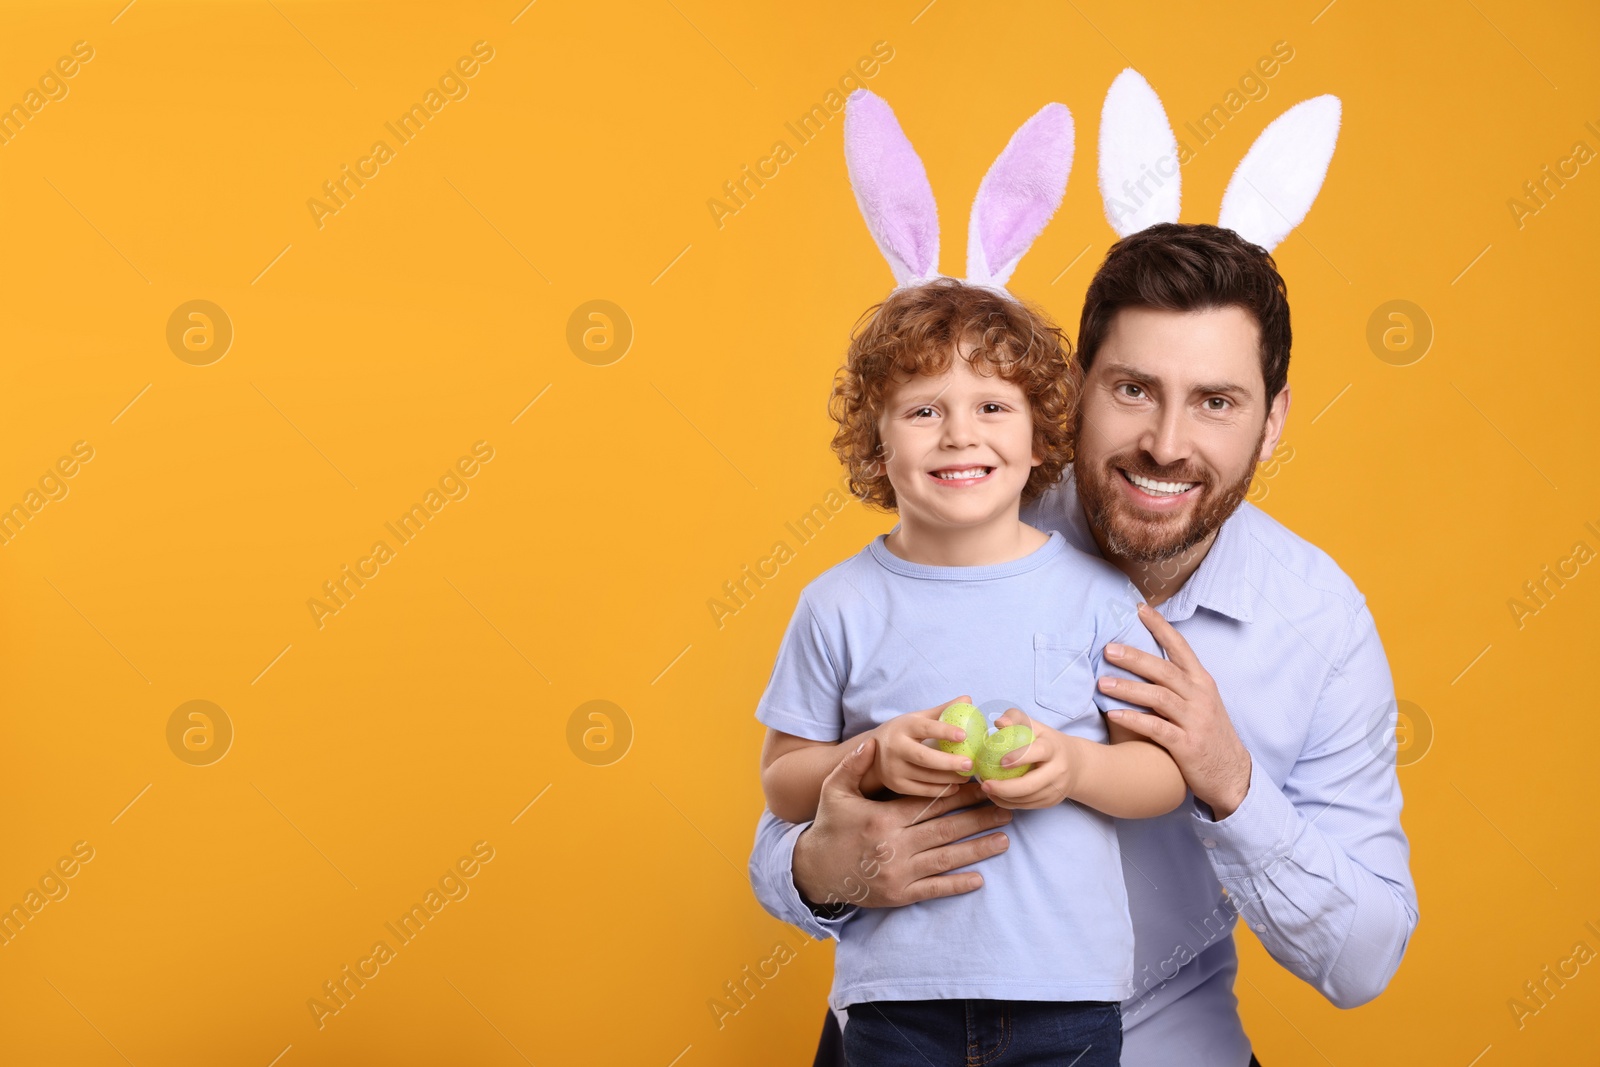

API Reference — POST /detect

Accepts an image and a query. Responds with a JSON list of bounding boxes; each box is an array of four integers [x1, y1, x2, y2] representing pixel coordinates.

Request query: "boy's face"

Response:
[[1073, 305, 1288, 563], [875, 343, 1042, 537]]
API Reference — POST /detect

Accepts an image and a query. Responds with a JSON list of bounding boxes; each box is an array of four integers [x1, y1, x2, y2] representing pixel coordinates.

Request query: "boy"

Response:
[[755, 278, 1186, 1066]]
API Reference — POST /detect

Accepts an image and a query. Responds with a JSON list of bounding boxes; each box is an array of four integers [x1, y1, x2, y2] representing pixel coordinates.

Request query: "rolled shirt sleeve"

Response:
[[748, 807, 858, 942], [1190, 601, 1419, 1008]]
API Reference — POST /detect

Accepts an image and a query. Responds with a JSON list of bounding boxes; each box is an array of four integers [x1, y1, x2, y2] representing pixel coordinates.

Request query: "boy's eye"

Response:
[[911, 406, 937, 419], [980, 402, 1005, 414]]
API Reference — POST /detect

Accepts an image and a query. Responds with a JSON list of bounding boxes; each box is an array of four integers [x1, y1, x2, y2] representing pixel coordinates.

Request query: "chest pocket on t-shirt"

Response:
[[1033, 631, 1100, 726]]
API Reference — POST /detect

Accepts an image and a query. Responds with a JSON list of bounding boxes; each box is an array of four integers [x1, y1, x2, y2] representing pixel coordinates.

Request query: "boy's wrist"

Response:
[[1053, 734, 1096, 805]]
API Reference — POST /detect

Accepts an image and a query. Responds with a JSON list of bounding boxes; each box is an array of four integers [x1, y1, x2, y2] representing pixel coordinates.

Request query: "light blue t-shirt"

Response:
[[755, 526, 1166, 1009]]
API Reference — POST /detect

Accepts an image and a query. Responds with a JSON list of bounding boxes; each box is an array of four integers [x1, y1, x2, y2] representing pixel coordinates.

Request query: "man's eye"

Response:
[[1205, 397, 1229, 411]]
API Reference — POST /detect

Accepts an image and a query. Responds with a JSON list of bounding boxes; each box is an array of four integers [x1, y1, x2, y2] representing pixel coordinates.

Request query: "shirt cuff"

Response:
[[1188, 757, 1299, 875], [765, 817, 859, 941]]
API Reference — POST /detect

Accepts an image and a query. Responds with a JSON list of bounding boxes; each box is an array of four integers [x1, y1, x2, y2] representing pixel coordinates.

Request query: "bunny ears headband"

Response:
[[843, 89, 1074, 292], [1098, 69, 1342, 250], [843, 70, 1342, 293]]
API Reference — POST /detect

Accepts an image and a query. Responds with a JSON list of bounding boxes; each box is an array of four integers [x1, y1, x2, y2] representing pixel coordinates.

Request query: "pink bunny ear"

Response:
[[843, 90, 941, 286], [966, 103, 1074, 288]]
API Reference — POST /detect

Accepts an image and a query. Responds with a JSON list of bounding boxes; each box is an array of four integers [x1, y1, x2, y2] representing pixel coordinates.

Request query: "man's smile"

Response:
[[1118, 467, 1201, 509]]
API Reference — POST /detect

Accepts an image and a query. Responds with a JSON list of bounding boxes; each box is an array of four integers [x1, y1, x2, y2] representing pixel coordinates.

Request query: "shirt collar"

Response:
[[1162, 501, 1258, 624], [1049, 470, 1259, 624]]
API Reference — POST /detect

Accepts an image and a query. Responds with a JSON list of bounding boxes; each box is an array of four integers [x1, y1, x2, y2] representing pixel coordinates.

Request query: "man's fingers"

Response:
[[821, 735, 876, 798], [904, 797, 1012, 851], [1136, 602, 1203, 674], [892, 780, 989, 823], [904, 820, 1012, 884], [1105, 642, 1184, 691], [1099, 676, 1181, 719], [1106, 708, 1182, 748], [898, 870, 986, 902]]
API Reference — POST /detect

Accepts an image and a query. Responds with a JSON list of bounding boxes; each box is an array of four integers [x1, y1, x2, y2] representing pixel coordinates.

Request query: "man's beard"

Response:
[[1075, 419, 1266, 564]]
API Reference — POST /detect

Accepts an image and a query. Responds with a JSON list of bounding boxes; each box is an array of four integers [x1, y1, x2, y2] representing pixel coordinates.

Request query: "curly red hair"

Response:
[[828, 278, 1080, 512]]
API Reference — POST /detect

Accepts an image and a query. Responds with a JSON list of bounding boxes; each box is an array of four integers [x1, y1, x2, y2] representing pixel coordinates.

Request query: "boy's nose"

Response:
[[939, 411, 980, 448]]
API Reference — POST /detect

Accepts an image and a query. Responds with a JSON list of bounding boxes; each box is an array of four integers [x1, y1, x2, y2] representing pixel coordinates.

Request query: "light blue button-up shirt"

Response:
[[747, 471, 1419, 1067]]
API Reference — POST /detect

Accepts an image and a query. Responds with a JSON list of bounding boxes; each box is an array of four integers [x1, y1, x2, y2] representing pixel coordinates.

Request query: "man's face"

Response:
[[876, 344, 1041, 537], [1073, 305, 1289, 564]]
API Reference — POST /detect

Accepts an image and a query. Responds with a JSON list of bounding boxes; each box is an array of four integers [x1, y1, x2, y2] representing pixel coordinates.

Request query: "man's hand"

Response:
[[793, 734, 1013, 910], [977, 710, 1080, 810], [1099, 602, 1253, 819], [868, 698, 980, 797]]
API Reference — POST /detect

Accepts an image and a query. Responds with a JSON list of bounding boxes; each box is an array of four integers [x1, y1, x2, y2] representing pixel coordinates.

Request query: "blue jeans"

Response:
[[841, 998, 1122, 1066]]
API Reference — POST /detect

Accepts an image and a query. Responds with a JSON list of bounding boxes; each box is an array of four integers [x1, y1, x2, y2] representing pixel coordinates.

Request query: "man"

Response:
[[747, 223, 1418, 1066]]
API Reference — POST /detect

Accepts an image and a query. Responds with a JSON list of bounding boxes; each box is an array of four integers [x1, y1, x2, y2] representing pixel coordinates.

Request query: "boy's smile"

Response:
[[927, 464, 995, 486]]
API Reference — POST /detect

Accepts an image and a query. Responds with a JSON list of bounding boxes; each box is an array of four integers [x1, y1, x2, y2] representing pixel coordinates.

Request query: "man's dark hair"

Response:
[[1076, 223, 1292, 400]]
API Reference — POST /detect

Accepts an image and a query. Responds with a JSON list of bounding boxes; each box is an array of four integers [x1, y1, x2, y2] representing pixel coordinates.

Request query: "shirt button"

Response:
[[1201, 837, 1217, 848], [1254, 923, 1267, 932]]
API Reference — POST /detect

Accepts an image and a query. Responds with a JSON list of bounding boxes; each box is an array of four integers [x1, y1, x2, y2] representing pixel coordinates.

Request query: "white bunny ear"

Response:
[[1218, 95, 1341, 252], [1098, 68, 1181, 237], [843, 90, 941, 285], [965, 102, 1074, 289]]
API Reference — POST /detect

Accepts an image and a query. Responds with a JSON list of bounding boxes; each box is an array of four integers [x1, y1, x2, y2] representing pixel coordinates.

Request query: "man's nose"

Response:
[[1138, 406, 1192, 468]]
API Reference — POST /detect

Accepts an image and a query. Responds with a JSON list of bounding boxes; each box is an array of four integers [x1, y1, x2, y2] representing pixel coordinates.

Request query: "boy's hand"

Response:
[[979, 709, 1081, 810], [871, 695, 980, 797]]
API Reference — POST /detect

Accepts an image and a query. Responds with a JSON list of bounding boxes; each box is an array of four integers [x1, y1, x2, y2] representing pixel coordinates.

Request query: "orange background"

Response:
[[0, 1, 1596, 1064]]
